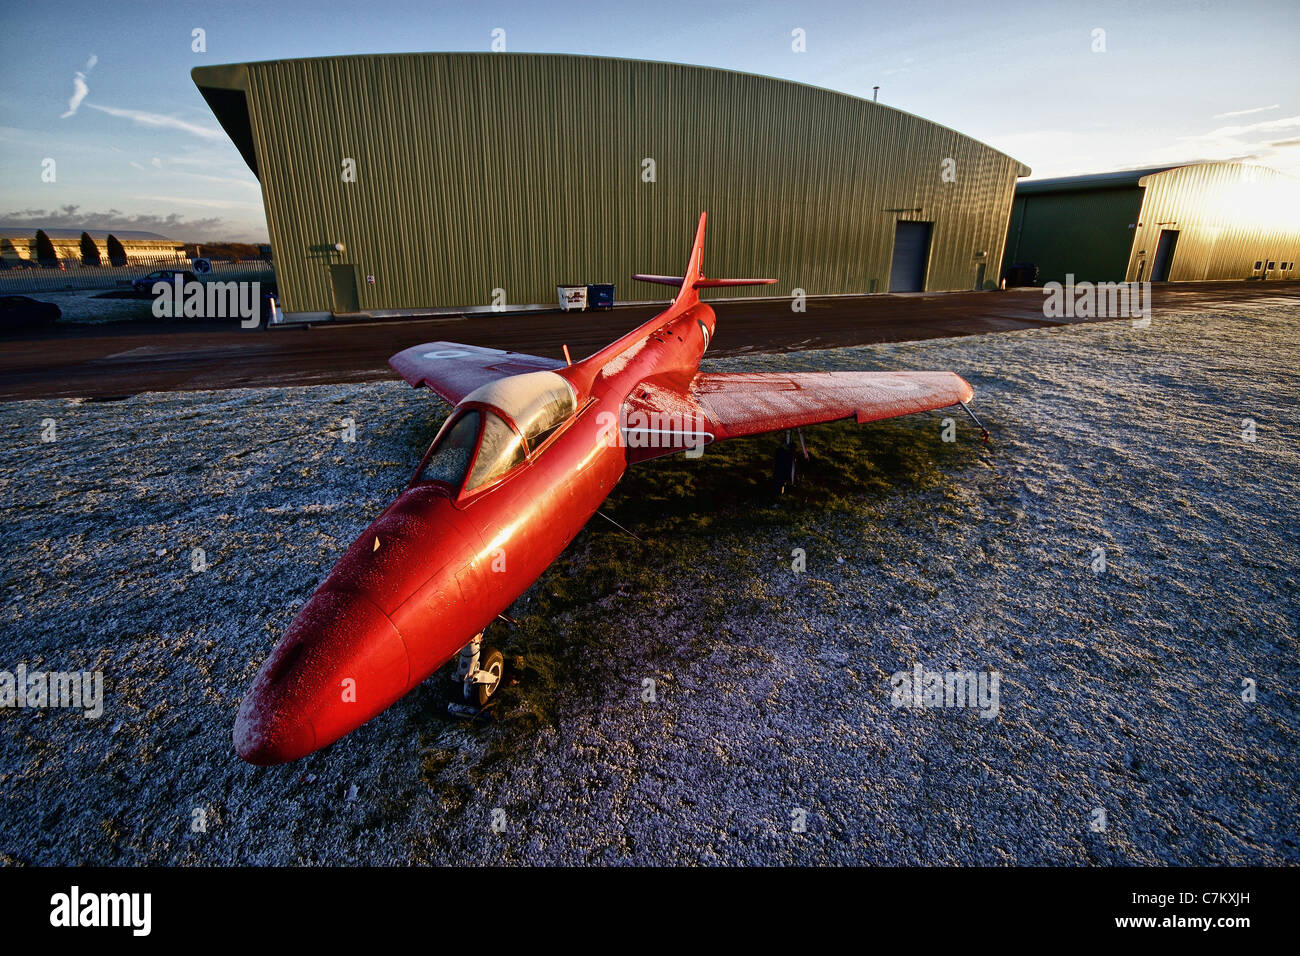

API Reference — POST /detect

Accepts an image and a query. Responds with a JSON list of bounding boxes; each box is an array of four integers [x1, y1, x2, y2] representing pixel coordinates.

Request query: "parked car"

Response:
[[0, 295, 61, 332], [1003, 262, 1040, 287], [132, 269, 197, 293]]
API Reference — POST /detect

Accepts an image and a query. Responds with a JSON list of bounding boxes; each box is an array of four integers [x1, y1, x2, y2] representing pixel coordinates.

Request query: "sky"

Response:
[[2, 0, 1297, 242]]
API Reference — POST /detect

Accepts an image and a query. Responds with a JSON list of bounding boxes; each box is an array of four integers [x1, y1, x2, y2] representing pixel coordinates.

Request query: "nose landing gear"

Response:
[[453, 632, 504, 708]]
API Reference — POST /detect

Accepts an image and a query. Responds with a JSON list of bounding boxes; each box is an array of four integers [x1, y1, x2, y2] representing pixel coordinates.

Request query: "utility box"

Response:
[[587, 283, 615, 310], [557, 285, 587, 311]]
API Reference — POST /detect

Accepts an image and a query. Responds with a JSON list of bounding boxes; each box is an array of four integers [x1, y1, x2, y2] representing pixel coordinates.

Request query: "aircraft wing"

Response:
[[690, 371, 974, 440], [389, 342, 566, 405], [618, 369, 975, 462]]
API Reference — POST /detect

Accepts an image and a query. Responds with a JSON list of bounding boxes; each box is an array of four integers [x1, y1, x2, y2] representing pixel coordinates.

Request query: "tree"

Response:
[[106, 234, 127, 267], [80, 231, 102, 266], [34, 229, 59, 268], [183, 241, 261, 261]]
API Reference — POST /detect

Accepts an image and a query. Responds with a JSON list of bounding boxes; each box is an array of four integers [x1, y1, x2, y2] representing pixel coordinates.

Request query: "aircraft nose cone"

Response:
[[234, 691, 318, 765], [234, 587, 410, 765]]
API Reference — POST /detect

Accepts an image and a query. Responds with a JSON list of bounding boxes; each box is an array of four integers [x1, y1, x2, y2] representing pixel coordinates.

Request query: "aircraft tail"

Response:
[[566, 213, 777, 397], [633, 212, 777, 308]]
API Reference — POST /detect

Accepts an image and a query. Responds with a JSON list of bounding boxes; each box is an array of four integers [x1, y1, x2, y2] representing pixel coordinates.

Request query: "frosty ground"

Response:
[[21, 289, 155, 325], [1, 302, 1296, 865]]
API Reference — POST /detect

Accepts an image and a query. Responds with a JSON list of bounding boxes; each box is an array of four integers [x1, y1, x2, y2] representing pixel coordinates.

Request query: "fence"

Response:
[[0, 257, 275, 295]]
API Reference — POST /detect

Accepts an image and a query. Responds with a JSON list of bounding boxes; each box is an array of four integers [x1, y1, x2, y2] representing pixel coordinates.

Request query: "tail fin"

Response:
[[633, 212, 776, 307]]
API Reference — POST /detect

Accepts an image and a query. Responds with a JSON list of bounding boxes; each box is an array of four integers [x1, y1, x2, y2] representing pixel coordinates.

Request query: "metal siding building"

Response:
[[0, 228, 186, 265], [1005, 162, 1300, 285], [194, 53, 1030, 319]]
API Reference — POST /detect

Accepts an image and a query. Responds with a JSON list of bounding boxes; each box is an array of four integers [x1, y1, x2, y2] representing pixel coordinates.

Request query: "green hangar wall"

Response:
[[193, 53, 1030, 319], [1005, 162, 1300, 285]]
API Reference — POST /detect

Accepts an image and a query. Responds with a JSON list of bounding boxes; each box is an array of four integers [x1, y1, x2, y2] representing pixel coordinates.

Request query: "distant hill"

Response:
[[183, 242, 268, 261]]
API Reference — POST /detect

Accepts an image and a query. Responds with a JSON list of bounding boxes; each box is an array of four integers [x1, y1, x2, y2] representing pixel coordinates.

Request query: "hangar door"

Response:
[[1150, 229, 1179, 282], [329, 264, 360, 314], [889, 221, 933, 292]]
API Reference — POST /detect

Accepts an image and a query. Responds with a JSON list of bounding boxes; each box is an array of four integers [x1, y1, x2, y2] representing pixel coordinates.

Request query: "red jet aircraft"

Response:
[[235, 212, 982, 764]]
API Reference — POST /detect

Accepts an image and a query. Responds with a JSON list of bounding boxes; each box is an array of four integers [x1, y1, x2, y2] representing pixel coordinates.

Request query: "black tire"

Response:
[[476, 649, 504, 707], [772, 445, 797, 495]]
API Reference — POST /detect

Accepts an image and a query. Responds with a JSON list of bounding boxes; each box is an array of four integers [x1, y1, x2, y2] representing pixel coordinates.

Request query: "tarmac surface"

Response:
[[0, 295, 1295, 864], [3, 282, 1298, 401]]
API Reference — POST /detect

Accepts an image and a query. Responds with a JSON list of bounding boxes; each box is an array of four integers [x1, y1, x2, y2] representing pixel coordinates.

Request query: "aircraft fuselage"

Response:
[[235, 299, 717, 763]]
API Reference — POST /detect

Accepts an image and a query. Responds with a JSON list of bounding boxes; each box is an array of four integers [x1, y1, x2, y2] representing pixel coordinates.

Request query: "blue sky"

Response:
[[2, 0, 1297, 241]]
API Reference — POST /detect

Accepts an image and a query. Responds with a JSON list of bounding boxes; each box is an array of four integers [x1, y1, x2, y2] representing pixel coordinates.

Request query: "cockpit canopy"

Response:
[[460, 371, 577, 449], [412, 371, 578, 494]]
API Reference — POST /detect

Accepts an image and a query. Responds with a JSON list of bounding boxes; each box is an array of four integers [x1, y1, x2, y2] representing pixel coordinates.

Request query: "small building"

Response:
[[1004, 162, 1300, 284]]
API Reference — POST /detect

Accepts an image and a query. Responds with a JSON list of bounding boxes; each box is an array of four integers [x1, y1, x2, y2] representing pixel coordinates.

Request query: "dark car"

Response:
[[1003, 262, 1040, 287], [132, 269, 198, 293], [0, 295, 61, 332]]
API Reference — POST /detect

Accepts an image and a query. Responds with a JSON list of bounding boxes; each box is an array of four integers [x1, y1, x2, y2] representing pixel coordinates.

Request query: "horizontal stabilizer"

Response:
[[633, 213, 776, 308], [694, 277, 778, 288], [632, 274, 687, 287], [633, 274, 778, 289]]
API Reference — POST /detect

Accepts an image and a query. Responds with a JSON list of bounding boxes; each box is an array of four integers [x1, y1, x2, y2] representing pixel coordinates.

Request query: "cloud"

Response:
[[1154, 115, 1300, 177], [85, 104, 225, 141], [130, 195, 264, 210], [1201, 113, 1300, 139], [169, 169, 261, 190], [124, 155, 259, 192], [1212, 104, 1279, 120], [0, 205, 263, 243], [1, 205, 224, 236], [989, 118, 1300, 183], [61, 74, 90, 119], [59, 53, 98, 119]]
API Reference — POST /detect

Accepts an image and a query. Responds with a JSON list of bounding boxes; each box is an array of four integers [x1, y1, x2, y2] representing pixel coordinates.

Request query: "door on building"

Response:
[[1150, 230, 1179, 282], [329, 264, 360, 313], [889, 221, 933, 292]]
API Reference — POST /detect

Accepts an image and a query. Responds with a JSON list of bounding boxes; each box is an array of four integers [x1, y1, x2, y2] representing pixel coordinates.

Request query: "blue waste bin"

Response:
[[587, 283, 615, 310]]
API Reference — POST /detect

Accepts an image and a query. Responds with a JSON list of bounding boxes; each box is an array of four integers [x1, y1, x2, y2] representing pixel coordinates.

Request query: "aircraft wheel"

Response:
[[475, 649, 505, 707], [772, 445, 797, 495]]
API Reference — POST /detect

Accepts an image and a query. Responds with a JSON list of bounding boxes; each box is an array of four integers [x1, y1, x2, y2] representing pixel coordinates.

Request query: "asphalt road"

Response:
[[3, 282, 1297, 401]]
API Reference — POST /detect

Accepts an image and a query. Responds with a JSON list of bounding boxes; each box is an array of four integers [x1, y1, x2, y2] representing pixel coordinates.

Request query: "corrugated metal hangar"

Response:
[[193, 53, 1031, 320], [1004, 162, 1300, 285], [0, 228, 185, 266]]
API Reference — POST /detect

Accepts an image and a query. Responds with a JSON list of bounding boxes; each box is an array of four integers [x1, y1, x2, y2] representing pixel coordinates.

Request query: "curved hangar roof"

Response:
[[193, 53, 1031, 313]]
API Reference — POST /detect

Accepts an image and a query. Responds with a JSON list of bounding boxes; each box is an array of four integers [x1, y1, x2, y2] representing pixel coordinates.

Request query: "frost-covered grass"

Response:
[[0, 305, 1296, 865]]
